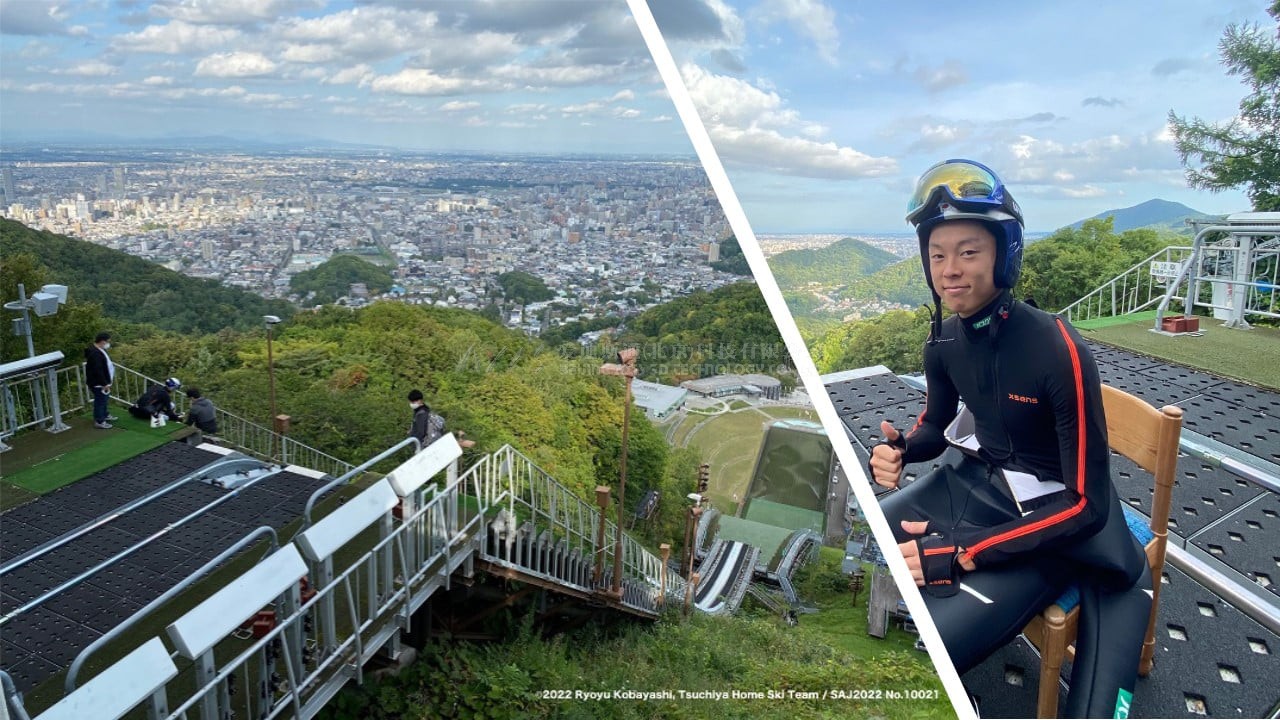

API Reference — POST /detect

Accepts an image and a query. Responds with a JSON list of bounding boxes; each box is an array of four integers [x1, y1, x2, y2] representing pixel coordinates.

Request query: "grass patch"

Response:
[[727, 400, 751, 411], [671, 413, 708, 447], [1072, 310, 1158, 330], [2, 412, 184, 494], [684, 407, 823, 517], [323, 544, 944, 720], [1083, 318, 1280, 390], [0, 481, 39, 511]]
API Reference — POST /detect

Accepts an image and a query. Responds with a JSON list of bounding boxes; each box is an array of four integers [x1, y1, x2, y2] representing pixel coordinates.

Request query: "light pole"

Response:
[[264, 315, 281, 461], [4, 283, 68, 427], [598, 347, 638, 598]]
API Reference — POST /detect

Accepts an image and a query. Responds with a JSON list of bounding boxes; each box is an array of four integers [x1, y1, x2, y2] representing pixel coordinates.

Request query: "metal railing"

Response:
[[1061, 246, 1193, 323], [18, 440, 684, 720], [1062, 216, 1280, 328], [108, 363, 354, 478], [0, 364, 84, 446], [480, 445, 683, 613]]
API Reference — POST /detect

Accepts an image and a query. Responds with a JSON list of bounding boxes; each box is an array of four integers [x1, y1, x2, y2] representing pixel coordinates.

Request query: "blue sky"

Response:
[[649, 0, 1271, 232], [0, 0, 692, 156]]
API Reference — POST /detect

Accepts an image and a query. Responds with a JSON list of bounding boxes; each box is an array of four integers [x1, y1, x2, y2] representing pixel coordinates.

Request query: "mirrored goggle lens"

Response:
[[906, 162, 1001, 215]]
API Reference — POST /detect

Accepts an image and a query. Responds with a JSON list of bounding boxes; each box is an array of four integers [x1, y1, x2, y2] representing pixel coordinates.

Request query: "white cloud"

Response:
[[418, 31, 522, 69], [609, 89, 635, 102], [325, 64, 373, 85], [713, 126, 895, 178], [649, 115, 673, 122], [561, 101, 604, 115], [505, 102, 549, 114], [681, 63, 894, 179], [914, 61, 968, 93], [613, 107, 642, 119], [195, 51, 277, 78], [142, 75, 174, 85], [112, 20, 242, 54], [54, 61, 119, 77], [752, 0, 839, 65], [151, 0, 325, 26], [492, 62, 624, 86], [463, 115, 488, 127], [1062, 185, 1106, 198], [369, 68, 466, 96], [277, 7, 440, 62], [440, 100, 480, 112], [280, 43, 340, 64]]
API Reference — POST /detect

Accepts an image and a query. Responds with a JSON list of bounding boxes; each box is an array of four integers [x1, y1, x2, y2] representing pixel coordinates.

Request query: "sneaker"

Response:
[[94, 421, 114, 429], [105, 415, 119, 422]]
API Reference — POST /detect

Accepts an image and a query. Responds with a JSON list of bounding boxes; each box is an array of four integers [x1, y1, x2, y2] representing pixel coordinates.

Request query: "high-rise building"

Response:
[[113, 167, 126, 199], [2, 167, 14, 203]]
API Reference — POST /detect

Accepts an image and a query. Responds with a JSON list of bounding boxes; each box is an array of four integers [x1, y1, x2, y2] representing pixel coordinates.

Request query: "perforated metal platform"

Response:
[[0, 442, 336, 694], [961, 566, 1280, 717]]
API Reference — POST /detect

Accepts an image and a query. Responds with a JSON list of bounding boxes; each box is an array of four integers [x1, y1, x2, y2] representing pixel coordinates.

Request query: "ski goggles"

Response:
[[905, 159, 1022, 226]]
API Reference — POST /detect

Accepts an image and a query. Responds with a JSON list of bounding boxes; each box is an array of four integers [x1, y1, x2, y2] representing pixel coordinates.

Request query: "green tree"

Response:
[[1016, 218, 1174, 311], [709, 235, 750, 275], [496, 271, 553, 305], [813, 308, 931, 375], [1169, 3, 1280, 210], [290, 255, 394, 305]]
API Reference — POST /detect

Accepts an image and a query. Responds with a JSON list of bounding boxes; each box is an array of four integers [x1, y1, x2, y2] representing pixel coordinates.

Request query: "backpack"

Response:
[[426, 411, 446, 444]]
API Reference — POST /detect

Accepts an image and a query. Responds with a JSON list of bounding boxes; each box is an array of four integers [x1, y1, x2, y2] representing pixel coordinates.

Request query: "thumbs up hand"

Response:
[[869, 420, 904, 489]]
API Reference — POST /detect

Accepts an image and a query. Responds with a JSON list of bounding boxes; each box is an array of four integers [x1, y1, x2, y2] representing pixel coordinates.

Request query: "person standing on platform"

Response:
[[84, 332, 116, 429]]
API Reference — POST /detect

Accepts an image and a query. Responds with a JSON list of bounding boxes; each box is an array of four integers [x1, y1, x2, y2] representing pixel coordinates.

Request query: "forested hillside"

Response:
[[614, 282, 794, 385], [768, 237, 899, 288], [0, 219, 294, 335], [290, 255, 394, 305]]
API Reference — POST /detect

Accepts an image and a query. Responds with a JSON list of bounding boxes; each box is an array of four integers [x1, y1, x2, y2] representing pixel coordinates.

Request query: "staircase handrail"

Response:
[[106, 362, 354, 478], [1060, 245, 1192, 322]]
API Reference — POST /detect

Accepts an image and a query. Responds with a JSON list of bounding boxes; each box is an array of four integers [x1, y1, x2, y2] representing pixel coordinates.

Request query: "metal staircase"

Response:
[[6, 436, 686, 720]]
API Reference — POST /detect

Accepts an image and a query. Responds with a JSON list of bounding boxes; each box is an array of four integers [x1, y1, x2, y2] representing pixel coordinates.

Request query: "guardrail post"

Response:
[[593, 487, 610, 588]]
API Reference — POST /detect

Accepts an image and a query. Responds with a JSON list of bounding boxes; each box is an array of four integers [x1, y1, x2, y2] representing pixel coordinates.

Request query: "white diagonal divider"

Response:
[[296, 479, 398, 562], [387, 434, 462, 498], [35, 638, 177, 720], [166, 544, 307, 659]]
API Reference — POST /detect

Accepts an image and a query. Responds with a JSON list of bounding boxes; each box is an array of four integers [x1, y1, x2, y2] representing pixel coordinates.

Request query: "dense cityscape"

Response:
[[2, 146, 743, 335]]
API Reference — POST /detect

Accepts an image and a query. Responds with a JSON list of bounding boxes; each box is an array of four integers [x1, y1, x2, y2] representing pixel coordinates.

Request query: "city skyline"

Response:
[[649, 0, 1266, 233], [0, 1, 691, 156]]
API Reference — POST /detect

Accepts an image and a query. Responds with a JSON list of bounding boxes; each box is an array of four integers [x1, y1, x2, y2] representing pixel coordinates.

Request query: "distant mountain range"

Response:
[[1066, 198, 1217, 234]]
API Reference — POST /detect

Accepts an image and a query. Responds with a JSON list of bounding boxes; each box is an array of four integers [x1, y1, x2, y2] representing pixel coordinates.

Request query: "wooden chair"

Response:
[[1024, 384, 1184, 718]]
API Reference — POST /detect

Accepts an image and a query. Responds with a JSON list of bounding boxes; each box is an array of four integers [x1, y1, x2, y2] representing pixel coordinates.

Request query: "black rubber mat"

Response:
[[1110, 451, 1267, 537], [1095, 349, 1166, 373], [1092, 365, 1203, 409], [0, 448, 335, 695], [962, 566, 1280, 717], [1190, 493, 1280, 600], [1135, 364, 1227, 393], [0, 519, 56, 562], [838, 401, 928, 454], [2, 606, 102, 668], [826, 373, 924, 416], [1174, 394, 1280, 465], [961, 635, 1065, 718], [1204, 380, 1280, 418]]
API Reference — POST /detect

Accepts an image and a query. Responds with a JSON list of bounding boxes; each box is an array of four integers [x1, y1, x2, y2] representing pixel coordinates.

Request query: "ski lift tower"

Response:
[[1157, 212, 1280, 332]]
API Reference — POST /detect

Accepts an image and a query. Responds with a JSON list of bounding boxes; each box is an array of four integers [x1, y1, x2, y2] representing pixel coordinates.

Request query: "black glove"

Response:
[[917, 532, 961, 598]]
